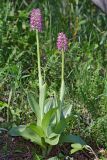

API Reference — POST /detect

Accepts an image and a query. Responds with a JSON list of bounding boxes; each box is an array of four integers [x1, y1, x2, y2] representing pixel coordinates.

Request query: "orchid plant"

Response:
[[9, 8, 85, 157]]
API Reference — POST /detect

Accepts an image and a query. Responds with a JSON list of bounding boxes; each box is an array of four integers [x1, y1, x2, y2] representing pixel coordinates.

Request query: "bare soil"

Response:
[[0, 133, 106, 160]]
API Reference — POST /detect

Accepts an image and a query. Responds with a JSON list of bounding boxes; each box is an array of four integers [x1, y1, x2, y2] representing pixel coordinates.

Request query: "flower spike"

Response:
[[57, 32, 68, 51], [30, 8, 42, 32]]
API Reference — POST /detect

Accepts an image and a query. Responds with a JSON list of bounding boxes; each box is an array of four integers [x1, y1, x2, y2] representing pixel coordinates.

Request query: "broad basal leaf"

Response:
[[9, 125, 45, 148], [71, 143, 84, 154], [48, 156, 59, 160], [71, 143, 83, 149], [54, 117, 66, 134], [44, 97, 54, 113], [45, 134, 60, 145], [59, 134, 86, 145], [28, 123, 44, 137], [8, 125, 26, 136], [42, 108, 57, 136], [62, 104, 72, 118], [27, 92, 40, 125]]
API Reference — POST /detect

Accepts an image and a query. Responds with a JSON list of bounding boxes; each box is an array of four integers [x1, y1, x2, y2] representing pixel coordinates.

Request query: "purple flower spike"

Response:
[[30, 8, 42, 32], [57, 32, 68, 51]]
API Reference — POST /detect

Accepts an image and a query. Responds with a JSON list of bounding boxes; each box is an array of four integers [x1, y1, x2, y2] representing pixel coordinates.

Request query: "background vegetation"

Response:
[[0, 0, 107, 157]]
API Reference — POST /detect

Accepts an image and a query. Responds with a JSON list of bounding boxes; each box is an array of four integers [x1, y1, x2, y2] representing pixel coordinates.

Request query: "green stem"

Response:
[[36, 29, 44, 124], [61, 49, 65, 103], [36, 29, 42, 88], [59, 50, 65, 120], [61, 49, 64, 82]]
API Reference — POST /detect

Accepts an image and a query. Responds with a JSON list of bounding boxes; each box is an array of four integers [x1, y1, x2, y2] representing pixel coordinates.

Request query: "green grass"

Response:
[[0, 0, 107, 154]]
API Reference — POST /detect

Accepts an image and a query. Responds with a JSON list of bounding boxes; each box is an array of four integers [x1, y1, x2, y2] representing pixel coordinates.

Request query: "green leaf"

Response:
[[0, 101, 8, 107], [0, 101, 8, 110], [27, 92, 40, 125], [0, 128, 8, 132], [22, 127, 45, 147], [39, 83, 46, 121], [60, 80, 65, 104], [42, 108, 57, 136], [44, 97, 54, 113], [35, 154, 41, 160], [71, 143, 83, 149], [45, 134, 60, 145], [71, 148, 81, 154], [71, 143, 84, 154], [48, 156, 59, 160], [54, 117, 66, 134], [8, 125, 26, 136], [28, 123, 44, 137], [9, 125, 45, 148], [59, 134, 86, 145], [62, 105, 72, 118]]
